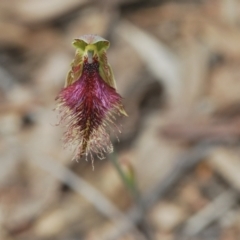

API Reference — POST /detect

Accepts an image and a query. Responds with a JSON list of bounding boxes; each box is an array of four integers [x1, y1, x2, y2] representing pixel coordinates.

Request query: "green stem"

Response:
[[109, 153, 154, 239], [109, 152, 140, 202]]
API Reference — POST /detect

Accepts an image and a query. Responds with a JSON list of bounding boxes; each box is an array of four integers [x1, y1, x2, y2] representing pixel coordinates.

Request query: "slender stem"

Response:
[[109, 153, 154, 240], [109, 153, 140, 202]]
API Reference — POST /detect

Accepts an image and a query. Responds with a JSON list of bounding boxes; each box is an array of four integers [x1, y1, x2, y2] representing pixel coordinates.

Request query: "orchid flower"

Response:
[[56, 35, 127, 165]]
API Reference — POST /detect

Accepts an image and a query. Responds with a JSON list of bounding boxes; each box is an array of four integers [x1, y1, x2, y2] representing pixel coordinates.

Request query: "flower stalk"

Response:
[[109, 153, 140, 202]]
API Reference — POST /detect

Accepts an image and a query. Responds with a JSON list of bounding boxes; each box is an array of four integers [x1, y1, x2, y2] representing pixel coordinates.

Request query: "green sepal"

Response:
[[72, 39, 87, 52]]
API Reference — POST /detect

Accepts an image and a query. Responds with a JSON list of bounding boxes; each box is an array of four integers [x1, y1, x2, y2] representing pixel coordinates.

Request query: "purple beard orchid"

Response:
[[56, 35, 127, 166]]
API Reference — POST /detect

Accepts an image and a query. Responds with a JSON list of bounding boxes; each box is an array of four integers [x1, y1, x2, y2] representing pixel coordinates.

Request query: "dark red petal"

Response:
[[56, 60, 125, 161]]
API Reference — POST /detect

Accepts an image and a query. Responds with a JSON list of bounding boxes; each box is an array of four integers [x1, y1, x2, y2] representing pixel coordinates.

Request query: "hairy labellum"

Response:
[[56, 35, 127, 164]]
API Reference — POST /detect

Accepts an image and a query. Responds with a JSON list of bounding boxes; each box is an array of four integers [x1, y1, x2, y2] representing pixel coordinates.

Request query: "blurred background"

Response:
[[1, 0, 240, 239]]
